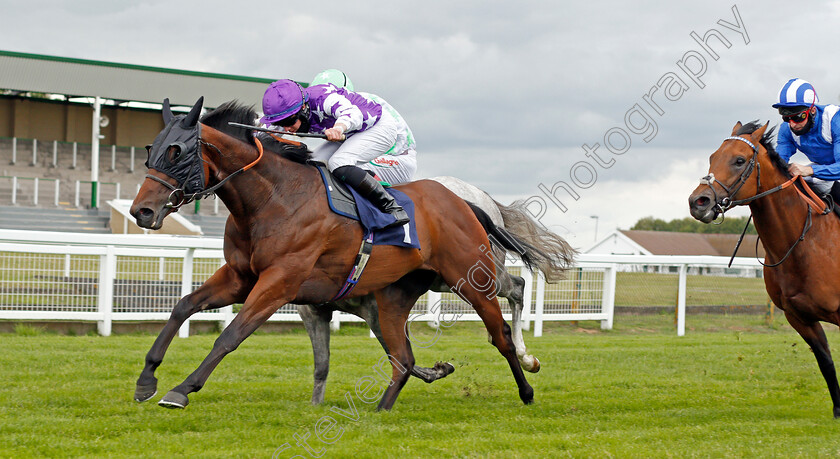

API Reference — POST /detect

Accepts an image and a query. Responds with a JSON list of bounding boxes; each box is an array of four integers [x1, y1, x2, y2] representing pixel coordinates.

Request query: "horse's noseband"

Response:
[[698, 135, 760, 218]]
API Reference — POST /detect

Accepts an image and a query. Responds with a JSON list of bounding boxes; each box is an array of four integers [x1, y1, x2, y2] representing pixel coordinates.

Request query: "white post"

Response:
[[214, 197, 219, 214], [97, 245, 116, 336], [10, 137, 16, 165], [74, 180, 80, 208], [71, 142, 77, 169], [221, 305, 235, 329], [52, 140, 58, 167], [600, 265, 616, 330], [11, 176, 16, 205], [64, 254, 71, 277], [91, 96, 102, 208], [54, 179, 60, 206], [219, 260, 234, 329], [426, 291, 442, 329], [521, 268, 533, 331], [115, 182, 121, 200], [110, 145, 116, 172], [534, 272, 546, 337], [677, 264, 687, 337], [33, 177, 38, 206], [178, 249, 195, 338], [330, 312, 341, 331], [129, 146, 135, 173], [31, 138, 37, 166]]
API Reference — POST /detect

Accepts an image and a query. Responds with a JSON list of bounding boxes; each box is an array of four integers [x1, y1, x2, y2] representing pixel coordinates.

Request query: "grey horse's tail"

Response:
[[466, 200, 576, 283], [493, 199, 577, 283]]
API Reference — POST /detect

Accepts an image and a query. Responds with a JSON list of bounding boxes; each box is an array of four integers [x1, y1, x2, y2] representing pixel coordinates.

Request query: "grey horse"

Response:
[[297, 176, 576, 404]]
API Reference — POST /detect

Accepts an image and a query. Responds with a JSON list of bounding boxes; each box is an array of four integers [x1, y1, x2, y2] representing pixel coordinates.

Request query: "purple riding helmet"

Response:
[[259, 79, 309, 125]]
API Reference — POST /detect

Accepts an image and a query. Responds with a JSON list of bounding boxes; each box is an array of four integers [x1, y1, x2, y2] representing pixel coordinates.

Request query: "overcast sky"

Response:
[[2, 0, 839, 249]]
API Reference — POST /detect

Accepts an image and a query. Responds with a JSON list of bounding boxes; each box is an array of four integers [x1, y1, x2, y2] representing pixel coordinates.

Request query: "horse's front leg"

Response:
[[135, 264, 251, 402], [158, 267, 300, 408], [297, 303, 334, 405], [784, 311, 840, 418]]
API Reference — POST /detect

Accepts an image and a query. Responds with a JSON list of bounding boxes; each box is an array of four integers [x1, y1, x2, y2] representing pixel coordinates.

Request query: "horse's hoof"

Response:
[[521, 355, 541, 373], [134, 383, 158, 402], [158, 391, 189, 409], [434, 361, 455, 378]]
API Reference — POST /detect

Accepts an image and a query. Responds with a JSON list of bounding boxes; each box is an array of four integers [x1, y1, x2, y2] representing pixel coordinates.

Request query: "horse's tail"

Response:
[[494, 199, 577, 282], [466, 201, 577, 282]]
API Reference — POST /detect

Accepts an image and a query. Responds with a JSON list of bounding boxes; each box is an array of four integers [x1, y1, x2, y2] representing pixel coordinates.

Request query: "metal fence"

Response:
[[0, 230, 769, 337]]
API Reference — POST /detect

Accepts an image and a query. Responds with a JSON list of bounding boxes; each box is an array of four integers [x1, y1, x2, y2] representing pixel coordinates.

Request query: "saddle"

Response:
[[309, 160, 420, 249], [800, 180, 840, 218], [309, 161, 360, 221]]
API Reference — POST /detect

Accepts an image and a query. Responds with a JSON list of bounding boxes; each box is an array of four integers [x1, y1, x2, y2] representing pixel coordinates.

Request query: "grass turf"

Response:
[[2, 321, 840, 458]]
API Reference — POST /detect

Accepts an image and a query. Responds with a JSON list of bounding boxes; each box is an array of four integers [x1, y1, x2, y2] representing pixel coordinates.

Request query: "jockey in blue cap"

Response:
[[260, 78, 413, 228], [773, 78, 840, 200]]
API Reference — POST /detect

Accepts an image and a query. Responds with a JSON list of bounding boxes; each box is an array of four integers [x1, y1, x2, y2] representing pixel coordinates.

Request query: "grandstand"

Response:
[[0, 50, 286, 238], [0, 135, 229, 236]]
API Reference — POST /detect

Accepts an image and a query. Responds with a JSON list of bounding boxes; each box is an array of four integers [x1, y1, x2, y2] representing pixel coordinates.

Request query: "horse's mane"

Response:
[[200, 100, 312, 164], [735, 120, 786, 176]]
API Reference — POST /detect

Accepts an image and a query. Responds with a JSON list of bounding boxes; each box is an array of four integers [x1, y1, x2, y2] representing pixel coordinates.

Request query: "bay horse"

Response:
[[689, 121, 840, 418], [299, 186, 572, 404], [130, 98, 573, 410]]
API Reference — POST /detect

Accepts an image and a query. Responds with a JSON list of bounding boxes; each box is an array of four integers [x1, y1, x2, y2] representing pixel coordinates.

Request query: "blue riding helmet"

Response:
[[772, 78, 819, 109]]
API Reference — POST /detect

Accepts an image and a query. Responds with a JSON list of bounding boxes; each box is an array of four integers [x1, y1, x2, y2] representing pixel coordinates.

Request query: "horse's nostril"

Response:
[[694, 196, 710, 207]]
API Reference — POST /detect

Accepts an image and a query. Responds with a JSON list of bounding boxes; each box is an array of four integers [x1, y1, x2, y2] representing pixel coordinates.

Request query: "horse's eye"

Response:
[[734, 157, 746, 167], [169, 146, 182, 162]]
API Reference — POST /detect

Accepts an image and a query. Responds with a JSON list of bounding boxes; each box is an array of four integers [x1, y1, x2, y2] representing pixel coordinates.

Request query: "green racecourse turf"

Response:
[[2, 318, 840, 458]]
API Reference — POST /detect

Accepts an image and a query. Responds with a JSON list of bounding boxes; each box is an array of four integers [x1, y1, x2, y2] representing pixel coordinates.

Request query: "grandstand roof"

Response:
[[0, 50, 281, 109]]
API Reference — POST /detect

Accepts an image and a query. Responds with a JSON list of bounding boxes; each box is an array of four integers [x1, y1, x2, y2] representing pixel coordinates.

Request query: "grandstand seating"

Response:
[[0, 136, 229, 237]]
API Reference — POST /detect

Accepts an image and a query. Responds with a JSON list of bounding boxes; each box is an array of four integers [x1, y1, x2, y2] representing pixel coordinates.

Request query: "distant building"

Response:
[[587, 230, 764, 277]]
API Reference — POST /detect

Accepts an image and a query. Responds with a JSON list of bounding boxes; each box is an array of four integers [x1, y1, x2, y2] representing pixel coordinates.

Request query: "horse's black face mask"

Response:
[[145, 97, 205, 207]]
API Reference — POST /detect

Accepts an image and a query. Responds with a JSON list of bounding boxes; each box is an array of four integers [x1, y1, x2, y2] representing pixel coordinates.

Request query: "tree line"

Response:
[[630, 215, 756, 235]]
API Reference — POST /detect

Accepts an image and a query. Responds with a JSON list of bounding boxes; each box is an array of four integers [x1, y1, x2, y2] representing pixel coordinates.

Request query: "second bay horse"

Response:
[[689, 121, 840, 418]]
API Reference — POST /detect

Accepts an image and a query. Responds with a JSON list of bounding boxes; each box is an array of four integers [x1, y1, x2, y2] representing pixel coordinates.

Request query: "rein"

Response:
[[699, 135, 830, 268], [147, 133, 264, 209]]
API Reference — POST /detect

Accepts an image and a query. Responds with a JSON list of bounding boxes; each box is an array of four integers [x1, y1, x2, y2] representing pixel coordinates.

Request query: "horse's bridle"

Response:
[[145, 131, 264, 210], [698, 135, 828, 268], [700, 135, 761, 217]]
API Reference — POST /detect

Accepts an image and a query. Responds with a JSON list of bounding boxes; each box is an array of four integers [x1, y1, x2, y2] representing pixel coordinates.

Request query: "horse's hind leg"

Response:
[[297, 303, 334, 405], [784, 311, 840, 418], [373, 270, 438, 411], [437, 253, 533, 405], [135, 264, 249, 403], [499, 270, 540, 373], [347, 295, 455, 384]]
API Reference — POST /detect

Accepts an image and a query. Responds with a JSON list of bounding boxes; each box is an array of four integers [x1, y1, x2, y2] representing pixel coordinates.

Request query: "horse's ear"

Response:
[[750, 121, 769, 143], [183, 96, 204, 128], [730, 121, 743, 135], [162, 98, 174, 124]]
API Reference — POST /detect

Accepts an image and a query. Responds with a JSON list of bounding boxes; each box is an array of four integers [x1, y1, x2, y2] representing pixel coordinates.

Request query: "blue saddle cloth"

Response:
[[313, 162, 420, 249]]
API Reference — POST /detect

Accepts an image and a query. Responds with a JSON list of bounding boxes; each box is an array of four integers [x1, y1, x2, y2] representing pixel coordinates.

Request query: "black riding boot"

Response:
[[830, 182, 840, 216], [334, 165, 410, 228]]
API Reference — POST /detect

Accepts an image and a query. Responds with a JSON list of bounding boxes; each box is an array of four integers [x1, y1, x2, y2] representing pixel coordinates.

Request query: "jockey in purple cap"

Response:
[[773, 78, 840, 202], [260, 79, 412, 228]]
